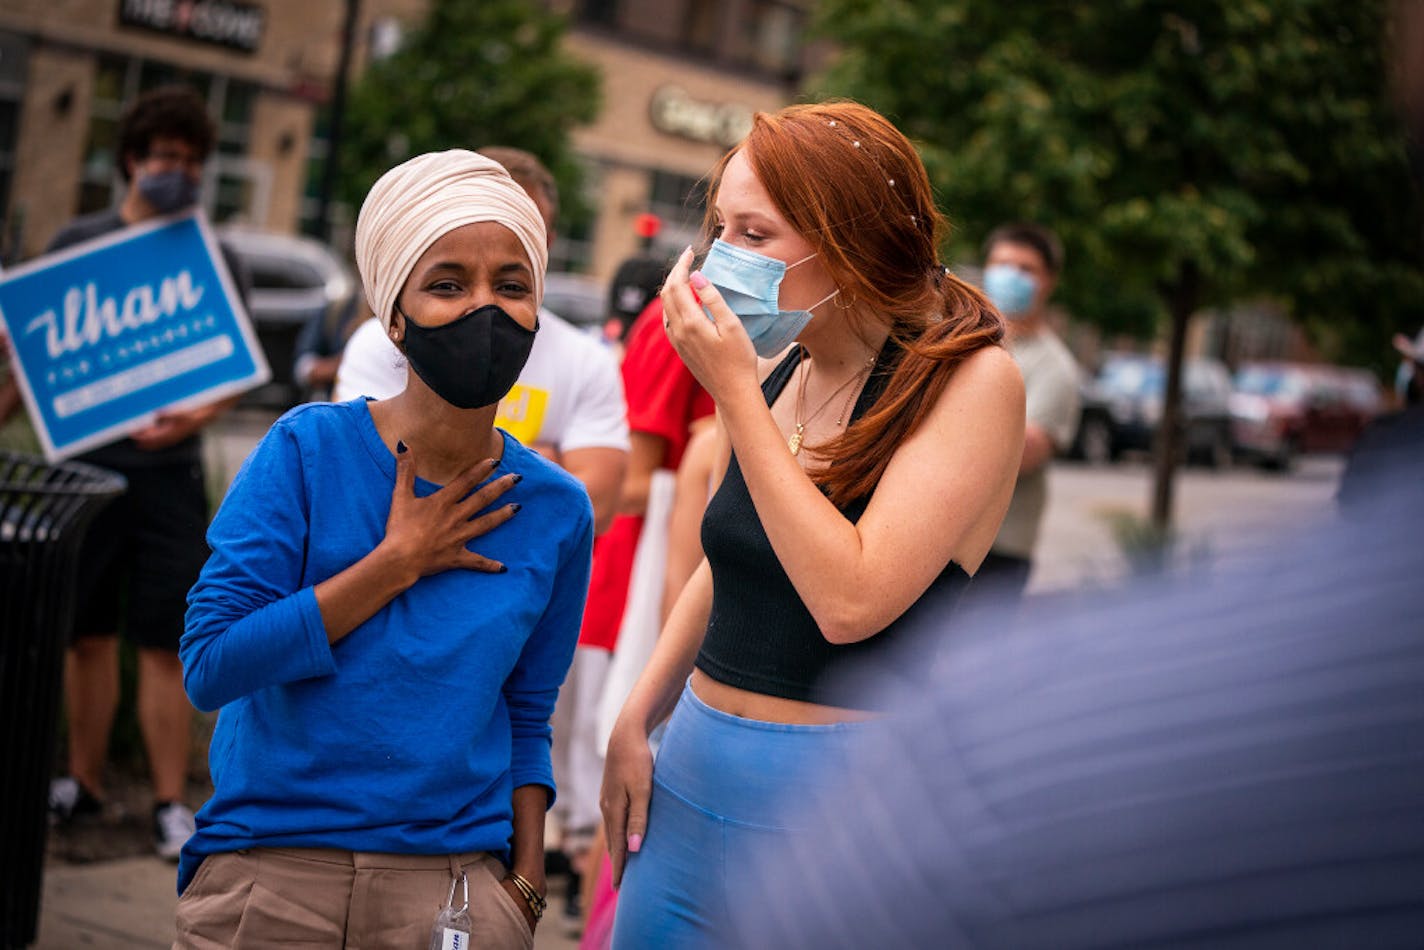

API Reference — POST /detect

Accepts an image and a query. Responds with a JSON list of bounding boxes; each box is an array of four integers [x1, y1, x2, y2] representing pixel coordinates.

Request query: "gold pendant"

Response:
[[788, 427, 803, 456]]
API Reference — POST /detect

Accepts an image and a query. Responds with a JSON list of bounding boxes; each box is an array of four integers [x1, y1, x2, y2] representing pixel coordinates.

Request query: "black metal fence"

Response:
[[1, 451, 124, 949]]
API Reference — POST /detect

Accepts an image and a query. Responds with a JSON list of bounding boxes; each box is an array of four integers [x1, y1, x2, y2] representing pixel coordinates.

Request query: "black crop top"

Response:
[[695, 342, 973, 707]]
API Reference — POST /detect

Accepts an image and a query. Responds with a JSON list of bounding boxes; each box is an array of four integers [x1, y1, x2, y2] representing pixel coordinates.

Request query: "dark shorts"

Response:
[[72, 461, 209, 651]]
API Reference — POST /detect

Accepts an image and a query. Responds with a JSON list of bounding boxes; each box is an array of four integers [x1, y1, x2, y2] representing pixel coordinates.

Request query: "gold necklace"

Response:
[[789, 348, 875, 456]]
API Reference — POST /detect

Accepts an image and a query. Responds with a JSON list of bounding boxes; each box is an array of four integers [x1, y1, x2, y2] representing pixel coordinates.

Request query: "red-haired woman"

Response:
[[600, 100, 1025, 945]]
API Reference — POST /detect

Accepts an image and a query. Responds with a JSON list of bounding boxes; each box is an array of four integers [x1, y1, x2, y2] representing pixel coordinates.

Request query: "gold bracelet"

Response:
[[505, 870, 547, 920]]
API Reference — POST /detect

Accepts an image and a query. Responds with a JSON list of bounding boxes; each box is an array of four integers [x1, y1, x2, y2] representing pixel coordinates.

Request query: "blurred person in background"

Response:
[[603, 254, 669, 350], [579, 420, 723, 949], [601, 101, 1024, 947], [176, 150, 592, 947], [29, 86, 248, 860], [723, 443, 1424, 949], [973, 223, 1080, 600], [1391, 327, 1424, 408], [567, 292, 718, 937], [291, 292, 362, 401], [1339, 7, 1424, 515], [1338, 327, 1424, 512], [335, 146, 629, 534]]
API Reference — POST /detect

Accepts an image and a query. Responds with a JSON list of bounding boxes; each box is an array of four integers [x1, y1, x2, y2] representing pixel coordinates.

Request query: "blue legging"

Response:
[[611, 681, 868, 949]]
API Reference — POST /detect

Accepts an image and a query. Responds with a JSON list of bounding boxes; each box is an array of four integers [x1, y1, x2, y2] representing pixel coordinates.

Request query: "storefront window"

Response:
[[579, 0, 620, 26], [647, 169, 707, 258], [680, 0, 721, 57], [298, 106, 331, 238], [550, 157, 603, 273], [740, 1, 804, 79], [575, 0, 807, 82]]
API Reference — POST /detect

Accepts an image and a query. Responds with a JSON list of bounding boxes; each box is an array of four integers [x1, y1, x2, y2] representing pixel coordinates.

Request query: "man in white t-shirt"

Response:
[[334, 148, 629, 534], [976, 222, 1082, 598]]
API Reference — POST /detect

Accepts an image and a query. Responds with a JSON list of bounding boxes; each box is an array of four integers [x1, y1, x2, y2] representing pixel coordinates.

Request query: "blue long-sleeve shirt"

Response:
[[177, 399, 592, 894]]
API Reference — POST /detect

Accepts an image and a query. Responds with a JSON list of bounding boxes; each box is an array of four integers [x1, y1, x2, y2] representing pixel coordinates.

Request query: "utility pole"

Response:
[[315, 0, 361, 242]]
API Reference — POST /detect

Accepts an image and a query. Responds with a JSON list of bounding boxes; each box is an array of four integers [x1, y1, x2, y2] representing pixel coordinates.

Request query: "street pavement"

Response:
[[28, 409, 1346, 948]]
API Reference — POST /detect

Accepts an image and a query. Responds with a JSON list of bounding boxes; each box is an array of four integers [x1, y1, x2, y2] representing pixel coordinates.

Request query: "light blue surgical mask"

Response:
[[983, 264, 1038, 319], [698, 238, 837, 357]]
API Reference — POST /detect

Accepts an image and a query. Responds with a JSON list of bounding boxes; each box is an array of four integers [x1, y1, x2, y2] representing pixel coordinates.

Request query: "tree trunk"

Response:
[[1150, 261, 1200, 531]]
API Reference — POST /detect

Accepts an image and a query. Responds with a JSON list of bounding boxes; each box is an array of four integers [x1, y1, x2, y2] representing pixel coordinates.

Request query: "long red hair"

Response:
[[702, 100, 1004, 507]]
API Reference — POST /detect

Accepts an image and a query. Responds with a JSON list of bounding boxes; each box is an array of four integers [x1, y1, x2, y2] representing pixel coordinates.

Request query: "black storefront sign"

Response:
[[119, 0, 266, 55]]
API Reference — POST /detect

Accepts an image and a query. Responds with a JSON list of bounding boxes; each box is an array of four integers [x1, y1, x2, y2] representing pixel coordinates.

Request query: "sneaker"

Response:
[[153, 801, 196, 861], [48, 776, 104, 824]]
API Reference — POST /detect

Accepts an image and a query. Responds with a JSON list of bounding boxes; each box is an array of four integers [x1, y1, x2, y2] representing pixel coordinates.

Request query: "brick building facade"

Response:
[[0, 0, 815, 279]]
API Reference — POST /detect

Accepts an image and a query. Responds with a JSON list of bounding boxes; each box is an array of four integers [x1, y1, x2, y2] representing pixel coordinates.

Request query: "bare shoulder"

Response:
[[942, 345, 1024, 407]]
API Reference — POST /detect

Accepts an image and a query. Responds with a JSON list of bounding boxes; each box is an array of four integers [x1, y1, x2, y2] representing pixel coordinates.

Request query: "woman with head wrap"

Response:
[[175, 151, 593, 948]]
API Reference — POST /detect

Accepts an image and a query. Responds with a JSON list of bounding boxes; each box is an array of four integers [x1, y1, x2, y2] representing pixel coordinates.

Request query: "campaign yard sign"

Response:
[[0, 210, 269, 461]]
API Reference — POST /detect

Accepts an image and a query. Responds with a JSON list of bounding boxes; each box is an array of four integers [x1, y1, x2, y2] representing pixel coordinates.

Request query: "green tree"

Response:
[[339, 0, 601, 235], [812, 0, 1423, 528]]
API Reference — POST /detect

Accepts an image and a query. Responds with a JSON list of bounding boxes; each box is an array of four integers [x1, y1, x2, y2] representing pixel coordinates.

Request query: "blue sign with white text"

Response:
[[0, 211, 269, 461]]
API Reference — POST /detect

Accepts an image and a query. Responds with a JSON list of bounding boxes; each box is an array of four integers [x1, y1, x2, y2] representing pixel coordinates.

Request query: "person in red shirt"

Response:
[[549, 295, 714, 935], [580, 299, 716, 651]]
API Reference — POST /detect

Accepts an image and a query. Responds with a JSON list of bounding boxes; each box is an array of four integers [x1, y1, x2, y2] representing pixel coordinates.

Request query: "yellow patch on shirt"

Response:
[[496, 384, 549, 445]]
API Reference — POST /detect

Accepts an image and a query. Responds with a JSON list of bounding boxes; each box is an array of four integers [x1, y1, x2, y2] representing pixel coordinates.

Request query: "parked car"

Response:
[[217, 226, 357, 407], [542, 271, 608, 333], [1072, 353, 1235, 467], [1230, 362, 1383, 470]]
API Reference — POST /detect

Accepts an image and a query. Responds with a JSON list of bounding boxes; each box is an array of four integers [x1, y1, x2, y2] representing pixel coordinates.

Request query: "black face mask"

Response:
[[398, 303, 538, 409]]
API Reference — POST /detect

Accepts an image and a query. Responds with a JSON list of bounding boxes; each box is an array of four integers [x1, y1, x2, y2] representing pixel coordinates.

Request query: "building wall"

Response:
[[1, 0, 804, 279], [10, 45, 93, 255], [564, 29, 795, 278], [0, 0, 427, 258]]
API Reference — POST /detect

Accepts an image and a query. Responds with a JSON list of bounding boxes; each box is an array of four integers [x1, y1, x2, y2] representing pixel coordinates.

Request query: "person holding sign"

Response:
[[175, 150, 592, 949], [30, 86, 249, 861]]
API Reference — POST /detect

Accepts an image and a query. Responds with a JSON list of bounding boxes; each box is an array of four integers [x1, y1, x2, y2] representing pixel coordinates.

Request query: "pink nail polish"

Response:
[[628, 833, 643, 853], [690, 272, 709, 290]]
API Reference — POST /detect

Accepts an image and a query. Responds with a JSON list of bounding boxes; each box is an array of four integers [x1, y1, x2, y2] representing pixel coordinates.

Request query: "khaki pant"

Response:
[[174, 848, 534, 950]]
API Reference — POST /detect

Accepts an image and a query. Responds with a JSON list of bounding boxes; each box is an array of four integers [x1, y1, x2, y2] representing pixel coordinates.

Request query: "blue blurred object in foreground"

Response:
[[727, 410, 1424, 949]]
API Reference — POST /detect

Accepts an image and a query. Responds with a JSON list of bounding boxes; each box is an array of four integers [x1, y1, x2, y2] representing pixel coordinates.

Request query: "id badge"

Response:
[[428, 869, 473, 950]]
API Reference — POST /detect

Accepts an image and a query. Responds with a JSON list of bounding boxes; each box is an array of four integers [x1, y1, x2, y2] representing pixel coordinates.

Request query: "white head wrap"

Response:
[[354, 149, 548, 331]]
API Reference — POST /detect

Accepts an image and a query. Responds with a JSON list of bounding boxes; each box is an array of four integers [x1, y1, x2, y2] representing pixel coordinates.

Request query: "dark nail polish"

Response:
[[396, 440, 407, 454], [511, 474, 523, 484], [510, 503, 522, 513], [490, 457, 501, 468], [498, 565, 509, 574]]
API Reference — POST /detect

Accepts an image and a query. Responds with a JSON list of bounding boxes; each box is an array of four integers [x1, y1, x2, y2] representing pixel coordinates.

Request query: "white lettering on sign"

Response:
[[52, 335, 234, 418], [24, 272, 205, 359], [120, 0, 265, 53], [649, 85, 755, 148]]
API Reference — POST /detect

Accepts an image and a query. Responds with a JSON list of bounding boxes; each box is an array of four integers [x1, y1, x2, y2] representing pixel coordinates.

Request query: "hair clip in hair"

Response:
[[887, 178, 895, 187]]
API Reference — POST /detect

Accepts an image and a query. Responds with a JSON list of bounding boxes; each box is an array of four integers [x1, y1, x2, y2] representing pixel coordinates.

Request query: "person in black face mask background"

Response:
[[10, 85, 252, 863], [174, 150, 593, 948]]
